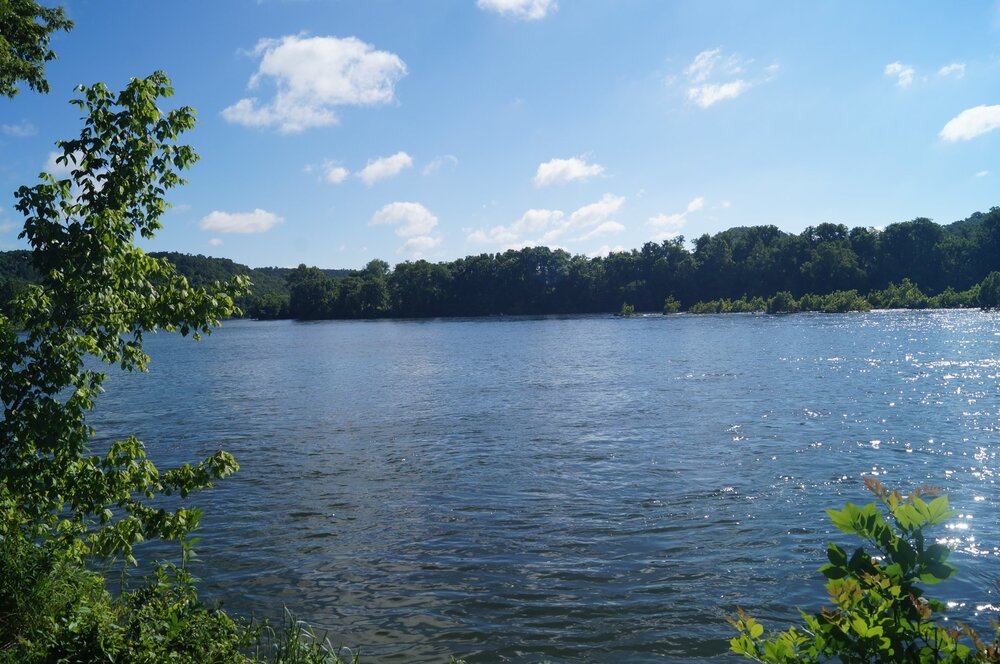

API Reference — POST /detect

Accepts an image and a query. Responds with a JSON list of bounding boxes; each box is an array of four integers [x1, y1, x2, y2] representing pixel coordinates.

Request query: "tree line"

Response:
[[266, 207, 1000, 319], [4, 207, 1000, 321]]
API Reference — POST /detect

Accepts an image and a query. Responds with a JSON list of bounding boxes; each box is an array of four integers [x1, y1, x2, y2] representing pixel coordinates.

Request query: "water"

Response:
[[92, 311, 1000, 662]]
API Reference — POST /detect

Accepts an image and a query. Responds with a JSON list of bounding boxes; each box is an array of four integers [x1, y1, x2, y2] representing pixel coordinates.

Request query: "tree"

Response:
[[0, 72, 246, 563], [0, 0, 73, 97]]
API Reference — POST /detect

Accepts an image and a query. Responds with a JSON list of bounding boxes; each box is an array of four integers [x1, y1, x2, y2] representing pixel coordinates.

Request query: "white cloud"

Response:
[[370, 201, 438, 237], [940, 105, 1000, 141], [566, 193, 624, 230], [358, 151, 413, 186], [200, 209, 284, 233], [467, 193, 625, 248], [477, 0, 557, 20], [222, 35, 407, 133], [976, 170, 990, 177], [468, 208, 565, 244], [589, 244, 625, 258], [208, 238, 224, 247], [884, 61, 915, 88], [533, 156, 605, 187], [682, 49, 776, 108], [422, 154, 458, 175], [1, 121, 36, 137], [647, 196, 705, 240], [939, 63, 966, 78], [323, 161, 350, 184], [685, 48, 744, 83], [688, 81, 752, 108], [398, 235, 442, 256], [575, 220, 626, 241]]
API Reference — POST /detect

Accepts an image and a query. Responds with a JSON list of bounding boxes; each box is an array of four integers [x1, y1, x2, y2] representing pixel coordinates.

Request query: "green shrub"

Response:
[[928, 286, 978, 309], [978, 272, 1000, 310], [767, 291, 799, 314], [730, 480, 1000, 662]]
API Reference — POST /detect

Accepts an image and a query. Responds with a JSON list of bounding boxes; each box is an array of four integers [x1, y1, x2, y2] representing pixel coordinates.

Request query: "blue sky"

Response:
[[1, 0, 999, 268]]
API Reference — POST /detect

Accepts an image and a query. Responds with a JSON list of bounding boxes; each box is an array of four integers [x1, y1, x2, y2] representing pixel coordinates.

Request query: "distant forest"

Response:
[[3, 206, 1000, 320]]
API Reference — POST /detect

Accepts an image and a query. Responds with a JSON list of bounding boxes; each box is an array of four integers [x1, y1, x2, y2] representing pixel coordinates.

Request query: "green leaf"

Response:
[[919, 562, 957, 584], [926, 495, 955, 524]]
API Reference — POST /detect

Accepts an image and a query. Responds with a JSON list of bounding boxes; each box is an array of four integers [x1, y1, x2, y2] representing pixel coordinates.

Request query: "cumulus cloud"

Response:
[[399, 235, 442, 256], [467, 208, 565, 245], [358, 151, 413, 186], [370, 202, 440, 257], [422, 154, 458, 175], [533, 156, 605, 187], [477, 0, 557, 20], [370, 201, 438, 237], [200, 209, 284, 233], [884, 62, 915, 88], [647, 196, 704, 240], [939, 105, 1000, 141], [323, 161, 350, 184], [222, 35, 407, 133], [2, 121, 36, 137], [467, 193, 625, 248], [938, 63, 966, 78], [208, 238, 224, 247], [682, 49, 776, 108], [567, 193, 624, 230]]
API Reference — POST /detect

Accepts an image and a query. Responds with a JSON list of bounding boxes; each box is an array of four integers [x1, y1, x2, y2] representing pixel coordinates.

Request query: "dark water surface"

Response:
[[93, 311, 1000, 662]]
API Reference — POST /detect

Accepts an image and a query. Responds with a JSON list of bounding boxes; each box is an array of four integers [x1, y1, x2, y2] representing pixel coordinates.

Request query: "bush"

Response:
[[767, 291, 798, 314], [868, 278, 929, 309], [978, 272, 1000, 310], [729, 480, 1000, 662]]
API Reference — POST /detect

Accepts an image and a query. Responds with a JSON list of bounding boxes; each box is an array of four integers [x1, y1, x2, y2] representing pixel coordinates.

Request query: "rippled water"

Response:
[[92, 311, 1000, 662]]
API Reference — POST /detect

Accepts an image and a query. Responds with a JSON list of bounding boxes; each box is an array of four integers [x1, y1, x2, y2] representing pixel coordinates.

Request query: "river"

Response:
[[92, 311, 1000, 662]]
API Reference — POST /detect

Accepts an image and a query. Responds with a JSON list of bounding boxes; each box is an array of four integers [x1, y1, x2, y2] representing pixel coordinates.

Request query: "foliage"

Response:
[[0, 0, 73, 97], [1, 530, 255, 663], [619, 302, 636, 317], [6, 206, 1000, 321], [767, 291, 799, 314], [0, 72, 247, 564], [688, 296, 767, 314], [662, 295, 681, 314], [148, 251, 290, 319], [977, 271, 1000, 310], [729, 480, 1000, 663], [928, 286, 978, 309], [868, 279, 930, 310], [268, 208, 1000, 320], [801, 289, 872, 313]]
